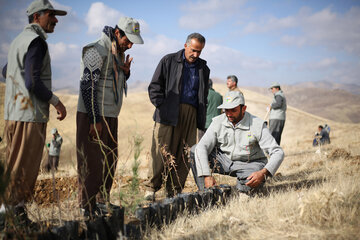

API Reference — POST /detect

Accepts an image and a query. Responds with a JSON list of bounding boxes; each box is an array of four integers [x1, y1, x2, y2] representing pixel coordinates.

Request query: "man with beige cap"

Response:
[[190, 91, 284, 194], [76, 16, 144, 217], [268, 82, 287, 145], [1, 0, 67, 226], [44, 128, 63, 172]]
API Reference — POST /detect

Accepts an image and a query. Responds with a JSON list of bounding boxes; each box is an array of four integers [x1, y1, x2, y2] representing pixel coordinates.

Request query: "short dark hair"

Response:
[[272, 86, 281, 90], [208, 78, 213, 88], [28, 10, 46, 23], [115, 25, 126, 38], [318, 125, 323, 129], [227, 75, 238, 85], [186, 33, 206, 45]]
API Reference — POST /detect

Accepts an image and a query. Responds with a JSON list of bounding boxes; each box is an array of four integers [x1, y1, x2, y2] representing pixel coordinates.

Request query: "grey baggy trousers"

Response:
[[190, 145, 267, 193], [269, 119, 285, 145]]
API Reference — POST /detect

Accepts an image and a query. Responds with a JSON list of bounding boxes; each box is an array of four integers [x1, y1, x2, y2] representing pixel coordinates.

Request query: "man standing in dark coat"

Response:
[[145, 33, 210, 199]]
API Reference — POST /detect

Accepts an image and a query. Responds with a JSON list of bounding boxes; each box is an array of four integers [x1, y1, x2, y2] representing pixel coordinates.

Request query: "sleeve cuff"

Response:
[[49, 94, 59, 106]]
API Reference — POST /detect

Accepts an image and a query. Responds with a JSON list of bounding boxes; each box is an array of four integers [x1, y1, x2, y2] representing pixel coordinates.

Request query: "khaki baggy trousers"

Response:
[[3, 120, 46, 205], [146, 104, 197, 196]]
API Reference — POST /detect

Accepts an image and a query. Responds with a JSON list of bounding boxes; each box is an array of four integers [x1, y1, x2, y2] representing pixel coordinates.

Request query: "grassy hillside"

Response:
[[2, 82, 359, 176], [147, 148, 360, 239], [0, 83, 359, 239]]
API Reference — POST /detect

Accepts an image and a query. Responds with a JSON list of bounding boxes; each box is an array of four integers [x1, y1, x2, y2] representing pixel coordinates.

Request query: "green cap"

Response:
[[26, 0, 67, 17], [117, 17, 144, 44]]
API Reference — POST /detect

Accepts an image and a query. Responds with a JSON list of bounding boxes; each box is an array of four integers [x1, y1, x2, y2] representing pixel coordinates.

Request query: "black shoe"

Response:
[[0, 212, 5, 231], [11, 206, 38, 230], [82, 206, 102, 220], [96, 202, 121, 215]]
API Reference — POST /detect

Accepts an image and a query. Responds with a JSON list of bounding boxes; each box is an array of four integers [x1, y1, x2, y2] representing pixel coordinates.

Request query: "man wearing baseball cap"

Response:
[[43, 128, 63, 172], [76, 16, 143, 218], [190, 91, 284, 194], [2, 0, 67, 226], [268, 82, 287, 145]]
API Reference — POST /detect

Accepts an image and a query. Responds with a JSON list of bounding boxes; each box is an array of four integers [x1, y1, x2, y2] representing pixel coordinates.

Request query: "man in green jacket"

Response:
[[198, 79, 223, 140]]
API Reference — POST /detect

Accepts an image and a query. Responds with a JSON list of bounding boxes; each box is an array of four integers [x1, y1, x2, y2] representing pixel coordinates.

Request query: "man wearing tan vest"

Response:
[[268, 82, 287, 145], [76, 17, 144, 218], [2, 0, 67, 226]]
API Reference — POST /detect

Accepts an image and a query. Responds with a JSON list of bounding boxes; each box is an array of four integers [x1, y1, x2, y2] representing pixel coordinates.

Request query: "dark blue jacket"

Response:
[[148, 49, 210, 130]]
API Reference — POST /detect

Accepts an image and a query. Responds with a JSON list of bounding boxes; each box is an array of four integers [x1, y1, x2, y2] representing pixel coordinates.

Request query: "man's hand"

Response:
[[119, 54, 133, 75], [54, 101, 66, 120], [246, 168, 269, 188], [89, 122, 102, 139], [204, 176, 216, 188]]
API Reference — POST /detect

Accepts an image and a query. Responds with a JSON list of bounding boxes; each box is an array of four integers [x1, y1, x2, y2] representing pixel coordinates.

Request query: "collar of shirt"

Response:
[[182, 51, 198, 68]]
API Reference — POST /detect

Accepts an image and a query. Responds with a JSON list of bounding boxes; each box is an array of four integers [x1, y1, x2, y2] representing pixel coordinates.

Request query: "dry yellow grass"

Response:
[[145, 146, 360, 239], [0, 82, 360, 239]]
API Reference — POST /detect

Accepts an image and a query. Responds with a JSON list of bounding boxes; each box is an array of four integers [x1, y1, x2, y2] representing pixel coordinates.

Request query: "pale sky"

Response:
[[1, 0, 359, 90]]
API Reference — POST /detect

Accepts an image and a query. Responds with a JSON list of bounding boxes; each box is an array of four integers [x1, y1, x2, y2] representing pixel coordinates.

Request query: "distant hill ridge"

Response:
[[244, 83, 360, 124], [1, 79, 359, 124], [293, 80, 360, 95]]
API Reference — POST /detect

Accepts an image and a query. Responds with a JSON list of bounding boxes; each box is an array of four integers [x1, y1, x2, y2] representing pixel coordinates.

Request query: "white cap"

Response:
[[218, 91, 245, 109], [51, 128, 58, 134]]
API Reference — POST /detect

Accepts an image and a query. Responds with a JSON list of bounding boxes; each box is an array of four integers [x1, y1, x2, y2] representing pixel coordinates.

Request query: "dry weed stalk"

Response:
[[160, 144, 181, 195]]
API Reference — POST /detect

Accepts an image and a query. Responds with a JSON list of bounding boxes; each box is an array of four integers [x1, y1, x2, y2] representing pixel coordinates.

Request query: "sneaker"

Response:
[[144, 190, 155, 201]]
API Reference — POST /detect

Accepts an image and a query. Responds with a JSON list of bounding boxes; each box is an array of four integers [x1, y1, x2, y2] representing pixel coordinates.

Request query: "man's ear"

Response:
[[32, 13, 40, 23], [114, 28, 120, 37]]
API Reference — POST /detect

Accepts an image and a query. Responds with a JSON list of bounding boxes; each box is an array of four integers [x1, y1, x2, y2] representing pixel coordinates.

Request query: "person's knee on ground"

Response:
[[236, 177, 265, 195]]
